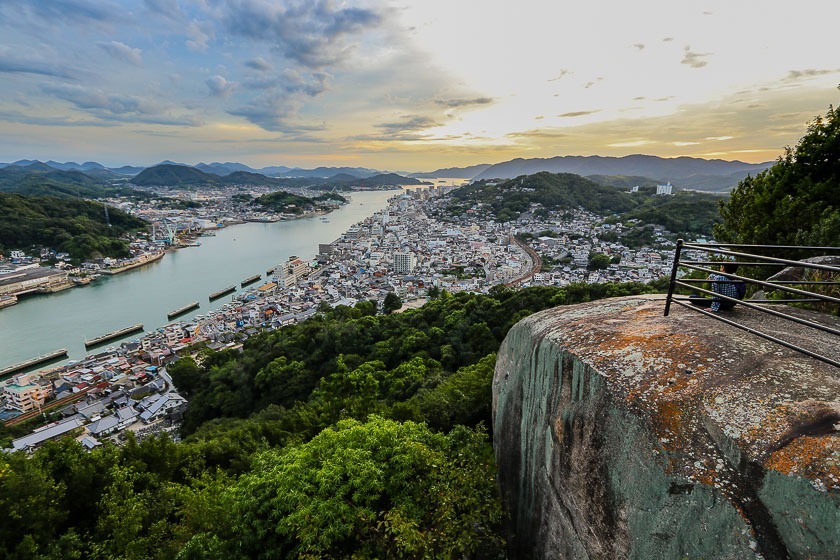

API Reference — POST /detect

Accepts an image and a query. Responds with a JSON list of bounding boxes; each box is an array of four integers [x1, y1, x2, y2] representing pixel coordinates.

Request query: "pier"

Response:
[[241, 274, 261, 287], [209, 286, 236, 301], [84, 324, 144, 348], [167, 301, 200, 320], [0, 348, 68, 379]]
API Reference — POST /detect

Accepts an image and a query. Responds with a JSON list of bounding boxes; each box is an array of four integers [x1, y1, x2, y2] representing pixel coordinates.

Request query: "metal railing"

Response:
[[664, 241, 840, 368]]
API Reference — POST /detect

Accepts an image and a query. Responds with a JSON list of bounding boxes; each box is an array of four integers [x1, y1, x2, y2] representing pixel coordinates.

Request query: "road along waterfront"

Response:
[[0, 190, 396, 370]]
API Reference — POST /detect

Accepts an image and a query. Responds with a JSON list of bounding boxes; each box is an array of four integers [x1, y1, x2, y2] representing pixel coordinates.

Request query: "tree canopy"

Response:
[[716, 101, 840, 251]]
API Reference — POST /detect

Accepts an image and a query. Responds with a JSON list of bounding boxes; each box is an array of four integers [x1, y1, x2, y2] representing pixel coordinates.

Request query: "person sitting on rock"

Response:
[[690, 262, 746, 312], [708, 262, 746, 312]]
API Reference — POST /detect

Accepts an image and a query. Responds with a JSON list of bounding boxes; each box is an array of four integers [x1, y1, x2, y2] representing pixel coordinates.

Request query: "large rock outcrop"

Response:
[[493, 294, 840, 559]]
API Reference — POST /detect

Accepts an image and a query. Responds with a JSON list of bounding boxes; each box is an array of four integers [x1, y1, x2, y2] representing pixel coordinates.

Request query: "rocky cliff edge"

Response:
[[493, 294, 839, 559]]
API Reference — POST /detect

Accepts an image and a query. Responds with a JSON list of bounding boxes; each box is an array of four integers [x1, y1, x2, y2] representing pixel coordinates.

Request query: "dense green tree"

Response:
[[588, 252, 612, 270], [716, 100, 840, 252], [230, 417, 504, 559], [382, 291, 402, 313]]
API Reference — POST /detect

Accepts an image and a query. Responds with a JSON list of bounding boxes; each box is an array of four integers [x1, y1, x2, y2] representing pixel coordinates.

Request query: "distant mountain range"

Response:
[[0, 154, 774, 192], [131, 164, 424, 188], [470, 154, 773, 191], [409, 164, 493, 179]]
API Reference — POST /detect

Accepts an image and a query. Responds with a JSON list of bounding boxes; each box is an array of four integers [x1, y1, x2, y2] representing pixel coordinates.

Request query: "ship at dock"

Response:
[[84, 324, 144, 348], [167, 301, 200, 320]]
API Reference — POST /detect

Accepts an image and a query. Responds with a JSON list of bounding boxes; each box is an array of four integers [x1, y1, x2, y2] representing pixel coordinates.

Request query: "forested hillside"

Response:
[[444, 171, 723, 237], [0, 164, 138, 199], [0, 194, 147, 261], [0, 282, 656, 558]]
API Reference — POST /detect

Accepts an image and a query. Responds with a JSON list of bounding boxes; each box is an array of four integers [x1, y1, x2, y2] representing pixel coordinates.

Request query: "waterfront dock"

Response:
[[84, 324, 144, 348], [0, 348, 68, 378], [209, 286, 236, 301], [99, 251, 164, 275], [167, 301, 200, 320], [241, 274, 261, 287], [0, 295, 17, 309]]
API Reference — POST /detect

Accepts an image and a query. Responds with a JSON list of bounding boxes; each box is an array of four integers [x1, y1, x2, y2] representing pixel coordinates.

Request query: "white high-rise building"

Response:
[[656, 182, 673, 195], [393, 252, 416, 274]]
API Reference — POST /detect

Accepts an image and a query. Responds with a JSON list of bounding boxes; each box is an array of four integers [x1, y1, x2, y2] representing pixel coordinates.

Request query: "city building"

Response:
[[394, 251, 417, 274]]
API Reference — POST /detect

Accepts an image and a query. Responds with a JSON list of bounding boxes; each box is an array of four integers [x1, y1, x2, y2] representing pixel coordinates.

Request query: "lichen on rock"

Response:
[[493, 294, 840, 559]]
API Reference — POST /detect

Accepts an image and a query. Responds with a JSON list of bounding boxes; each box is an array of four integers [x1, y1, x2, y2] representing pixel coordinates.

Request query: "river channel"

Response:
[[0, 189, 398, 370]]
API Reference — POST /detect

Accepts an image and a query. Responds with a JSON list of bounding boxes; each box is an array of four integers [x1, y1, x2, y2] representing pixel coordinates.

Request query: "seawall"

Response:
[[492, 294, 839, 559]]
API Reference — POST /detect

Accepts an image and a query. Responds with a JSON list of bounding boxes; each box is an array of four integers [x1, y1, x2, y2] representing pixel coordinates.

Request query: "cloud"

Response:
[[0, 110, 118, 127], [230, 69, 331, 131], [784, 68, 838, 81], [682, 46, 711, 68], [1, 0, 122, 24], [220, 0, 381, 68], [559, 110, 599, 118], [435, 97, 494, 108], [548, 70, 572, 81], [186, 19, 212, 52], [206, 75, 236, 98], [144, 0, 183, 19], [632, 43, 645, 51], [374, 115, 440, 134], [584, 78, 603, 89], [40, 83, 202, 126], [505, 129, 569, 140], [0, 45, 77, 78], [244, 56, 273, 72], [97, 41, 142, 66]]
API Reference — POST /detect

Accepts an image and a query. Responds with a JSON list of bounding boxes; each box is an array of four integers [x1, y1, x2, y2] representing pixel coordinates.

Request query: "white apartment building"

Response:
[[393, 252, 417, 274]]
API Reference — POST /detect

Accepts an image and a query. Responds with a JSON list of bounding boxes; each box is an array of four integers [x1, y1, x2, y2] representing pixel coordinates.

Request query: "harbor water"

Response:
[[0, 190, 397, 370]]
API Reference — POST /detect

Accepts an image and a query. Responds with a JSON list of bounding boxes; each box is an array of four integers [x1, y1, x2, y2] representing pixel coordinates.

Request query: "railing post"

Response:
[[664, 239, 683, 316]]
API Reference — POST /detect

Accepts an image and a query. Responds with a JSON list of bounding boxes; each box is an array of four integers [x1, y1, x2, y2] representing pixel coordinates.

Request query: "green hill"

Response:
[[253, 190, 319, 214], [131, 164, 221, 187], [0, 193, 148, 261], [0, 165, 139, 198], [447, 171, 638, 222], [220, 171, 281, 186], [441, 171, 723, 237]]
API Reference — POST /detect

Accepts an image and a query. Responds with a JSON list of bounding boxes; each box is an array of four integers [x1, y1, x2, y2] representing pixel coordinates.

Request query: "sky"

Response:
[[1, 0, 839, 172]]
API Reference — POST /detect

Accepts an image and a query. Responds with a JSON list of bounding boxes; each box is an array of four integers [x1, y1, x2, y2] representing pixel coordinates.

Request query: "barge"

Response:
[[241, 274, 261, 287], [167, 301, 200, 320], [84, 324, 144, 348], [0, 348, 68, 379], [209, 286, 236, 301]]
